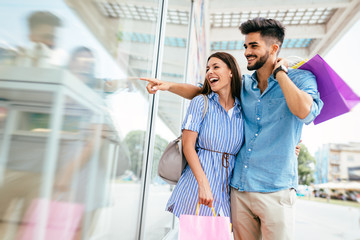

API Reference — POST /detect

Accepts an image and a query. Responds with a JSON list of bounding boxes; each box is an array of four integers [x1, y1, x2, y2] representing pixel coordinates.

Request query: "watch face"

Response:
[[281, 65, 288, 72]]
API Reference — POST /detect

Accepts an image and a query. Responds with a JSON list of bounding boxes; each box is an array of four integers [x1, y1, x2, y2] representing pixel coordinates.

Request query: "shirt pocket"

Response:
[[264, 97, 288, 120]]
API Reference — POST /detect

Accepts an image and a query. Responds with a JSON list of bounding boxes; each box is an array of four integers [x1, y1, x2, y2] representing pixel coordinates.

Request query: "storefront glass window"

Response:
[[0, 0, 161, 239]]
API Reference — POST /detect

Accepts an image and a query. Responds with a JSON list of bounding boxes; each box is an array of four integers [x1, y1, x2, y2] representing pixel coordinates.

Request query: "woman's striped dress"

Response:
[[166, 92, 244, 217]]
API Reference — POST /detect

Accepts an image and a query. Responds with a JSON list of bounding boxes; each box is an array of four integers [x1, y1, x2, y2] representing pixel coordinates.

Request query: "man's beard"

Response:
[[247, 51, 269, 71]]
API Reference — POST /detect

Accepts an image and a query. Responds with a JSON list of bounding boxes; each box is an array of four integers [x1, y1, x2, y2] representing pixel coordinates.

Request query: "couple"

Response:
[[142, 18, 323, 240]]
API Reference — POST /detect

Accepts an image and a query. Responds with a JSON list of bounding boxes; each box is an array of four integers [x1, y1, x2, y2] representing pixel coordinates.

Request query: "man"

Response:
[[141, 18, 323, 239]]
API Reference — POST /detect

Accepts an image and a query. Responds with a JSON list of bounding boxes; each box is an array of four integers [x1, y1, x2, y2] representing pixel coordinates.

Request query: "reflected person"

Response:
[[19, 11, 62, 67], [27, 11, 62, 50], [0, 10, 63, 239], [68, 46, 98, 89]]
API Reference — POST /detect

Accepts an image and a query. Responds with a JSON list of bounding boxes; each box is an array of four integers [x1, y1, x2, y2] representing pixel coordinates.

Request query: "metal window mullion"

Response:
[[172, 0, 195, 232], [180, 0, 195, 114], [136, 0, 168, 239], [0, 106, 16, 183], [35, 87, 65, 240], [82, 114, 103, 239]]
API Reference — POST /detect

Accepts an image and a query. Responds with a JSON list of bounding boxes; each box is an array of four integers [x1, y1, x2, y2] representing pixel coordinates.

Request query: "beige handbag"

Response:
[[158, 94, 209, 184]]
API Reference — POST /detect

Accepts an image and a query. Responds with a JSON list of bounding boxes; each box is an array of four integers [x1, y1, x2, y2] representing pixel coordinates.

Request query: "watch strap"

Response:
[[273, 65, 287, 79]]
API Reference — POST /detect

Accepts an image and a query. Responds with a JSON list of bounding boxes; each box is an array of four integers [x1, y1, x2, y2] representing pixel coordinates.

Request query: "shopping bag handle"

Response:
[[196, 202, 216, 216], [291, 59, 309, 69], [196, 203, 233, 232]]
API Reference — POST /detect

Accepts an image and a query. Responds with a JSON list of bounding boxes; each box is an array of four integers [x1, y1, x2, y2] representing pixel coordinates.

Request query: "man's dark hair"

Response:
[[239, 18, 285, 47], [27, 11, 62, 30]]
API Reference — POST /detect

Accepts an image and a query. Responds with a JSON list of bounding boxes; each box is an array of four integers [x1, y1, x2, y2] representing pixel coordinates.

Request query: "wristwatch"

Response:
[[273, 64, 288, 79]]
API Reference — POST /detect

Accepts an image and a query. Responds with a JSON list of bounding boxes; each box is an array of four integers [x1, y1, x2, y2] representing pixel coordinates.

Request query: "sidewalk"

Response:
[[164, 199, 360, 240]]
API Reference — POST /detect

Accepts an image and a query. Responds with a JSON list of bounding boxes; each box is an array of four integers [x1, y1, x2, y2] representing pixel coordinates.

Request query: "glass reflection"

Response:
[[0, 0, 159, 239]]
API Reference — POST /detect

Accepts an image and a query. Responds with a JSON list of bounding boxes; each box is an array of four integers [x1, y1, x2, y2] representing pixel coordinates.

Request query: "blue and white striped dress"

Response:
[[166, 92, 244, 217]]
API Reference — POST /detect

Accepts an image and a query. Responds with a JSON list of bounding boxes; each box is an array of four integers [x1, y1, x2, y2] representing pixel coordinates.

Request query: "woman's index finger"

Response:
[[139, 77, 157, 83]]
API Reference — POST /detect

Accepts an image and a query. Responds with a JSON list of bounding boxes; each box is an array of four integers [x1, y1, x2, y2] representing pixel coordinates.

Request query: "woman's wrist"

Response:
[[167, 81, 175, 92], [196, 174, 208, 186]]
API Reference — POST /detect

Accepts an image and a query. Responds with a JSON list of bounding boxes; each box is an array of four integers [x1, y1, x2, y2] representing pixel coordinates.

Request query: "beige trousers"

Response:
[[230, 187, 297, 240]]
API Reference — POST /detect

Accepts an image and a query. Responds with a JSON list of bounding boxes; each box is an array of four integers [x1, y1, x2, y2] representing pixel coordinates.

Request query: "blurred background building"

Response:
[[0, 0, 359, 240], [315, 142, 360, 183]]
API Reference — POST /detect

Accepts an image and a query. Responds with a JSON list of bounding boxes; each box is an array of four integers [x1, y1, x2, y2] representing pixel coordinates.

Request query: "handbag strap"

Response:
[[196, 202, 216, 217], [200, 94, 209, 122]]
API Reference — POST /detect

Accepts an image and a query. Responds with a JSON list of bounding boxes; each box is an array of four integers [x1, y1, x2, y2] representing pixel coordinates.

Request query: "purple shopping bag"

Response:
[[178, 204, 231, 240], [16, 198, 84, 240], [298, 54, 360, 124]]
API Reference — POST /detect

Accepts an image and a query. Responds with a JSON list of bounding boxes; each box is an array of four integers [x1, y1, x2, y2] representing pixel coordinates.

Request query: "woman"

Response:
[[159, 52, 243, 217]]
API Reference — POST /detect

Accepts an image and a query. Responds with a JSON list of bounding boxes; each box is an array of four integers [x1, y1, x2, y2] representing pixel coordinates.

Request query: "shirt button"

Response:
[[255, 133, 258, 136], [248, 148, 251, 152], [258, 99, 261, 102], [257, 117, 260, 120], [245, 165, 247, 168]]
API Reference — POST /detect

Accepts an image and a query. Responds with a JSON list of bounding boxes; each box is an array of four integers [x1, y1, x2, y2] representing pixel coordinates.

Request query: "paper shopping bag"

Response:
[[178, 204, 231, 240], [16, 198, 84, 240], [296, 54, 360, 124]]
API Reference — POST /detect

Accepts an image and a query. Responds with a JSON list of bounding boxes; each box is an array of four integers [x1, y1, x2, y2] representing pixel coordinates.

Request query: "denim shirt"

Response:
[[230, 69, 323, 192]]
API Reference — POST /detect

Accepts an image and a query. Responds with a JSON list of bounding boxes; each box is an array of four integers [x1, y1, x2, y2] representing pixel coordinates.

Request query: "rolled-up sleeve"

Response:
[[293, 70, 324, 124], [301, 93, 323, 124], [181, 95, 205, 133]]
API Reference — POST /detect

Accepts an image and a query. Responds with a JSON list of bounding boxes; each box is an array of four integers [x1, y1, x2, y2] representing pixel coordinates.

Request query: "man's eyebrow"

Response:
[[244, 42, 258, 48]]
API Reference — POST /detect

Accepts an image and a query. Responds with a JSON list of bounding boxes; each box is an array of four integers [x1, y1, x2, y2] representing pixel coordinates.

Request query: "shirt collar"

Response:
[[250, 71, 278, 83], [207, 92, 240, 107], [234, 96, 241, 107], [250, 71, 258, 82], [208, 91, 218, 101]]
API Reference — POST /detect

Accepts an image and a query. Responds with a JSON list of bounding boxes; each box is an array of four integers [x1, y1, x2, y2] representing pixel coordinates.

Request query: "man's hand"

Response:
[[295, 140, 302, 157], [140, 77, 171, 94]]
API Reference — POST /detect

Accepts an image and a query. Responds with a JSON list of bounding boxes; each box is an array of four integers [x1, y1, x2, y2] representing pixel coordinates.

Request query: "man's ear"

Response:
[[271, 44, 280, 56]]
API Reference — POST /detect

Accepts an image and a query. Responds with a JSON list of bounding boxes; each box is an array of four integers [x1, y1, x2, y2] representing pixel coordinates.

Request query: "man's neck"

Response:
[[255, 61, 275, 93]]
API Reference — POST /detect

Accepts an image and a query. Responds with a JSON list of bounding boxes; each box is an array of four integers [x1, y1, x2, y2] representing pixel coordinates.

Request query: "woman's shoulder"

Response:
[[191, 94, 207, 105], [187, 94, 210, 114]]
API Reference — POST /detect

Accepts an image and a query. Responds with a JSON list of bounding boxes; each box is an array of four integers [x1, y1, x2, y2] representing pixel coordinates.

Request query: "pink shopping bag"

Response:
[[295, 54, 360, 124], [16, 198, 84, 240], [178, 204, 231, 240]]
